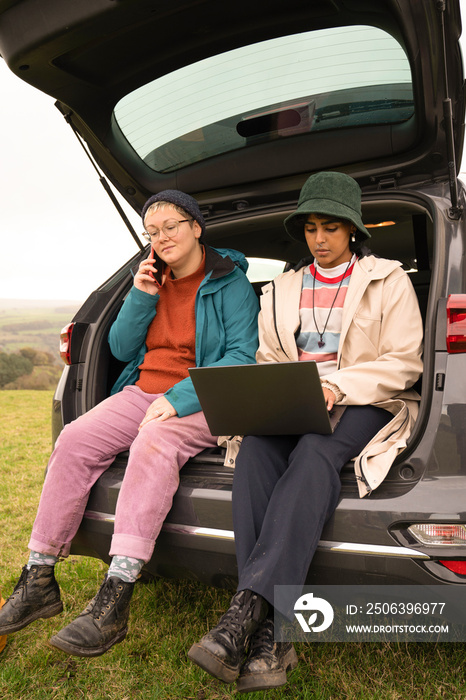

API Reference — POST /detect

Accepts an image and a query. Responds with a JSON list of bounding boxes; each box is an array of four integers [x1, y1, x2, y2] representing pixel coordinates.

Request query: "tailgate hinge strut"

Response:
[[437, 0, 463, 220], [58, 106, 145, 251]]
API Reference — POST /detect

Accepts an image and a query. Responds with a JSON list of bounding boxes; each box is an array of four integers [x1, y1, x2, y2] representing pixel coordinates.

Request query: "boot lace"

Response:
[[215, 590, 263, 644], [248, 617, 275, 656], [8, 566, 30, 603], [91, 577, 122, 621]]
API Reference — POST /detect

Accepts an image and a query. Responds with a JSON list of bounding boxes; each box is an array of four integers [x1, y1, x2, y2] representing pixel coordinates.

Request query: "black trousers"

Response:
[[233, 405, 391, 610]]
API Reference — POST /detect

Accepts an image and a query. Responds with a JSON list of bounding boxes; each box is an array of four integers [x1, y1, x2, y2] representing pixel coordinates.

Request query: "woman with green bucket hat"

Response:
[[189, 172, 423, 692]]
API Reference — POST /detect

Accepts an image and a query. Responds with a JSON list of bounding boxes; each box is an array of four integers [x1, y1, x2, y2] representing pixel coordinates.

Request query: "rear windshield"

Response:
[[114, 25, 413, 173]]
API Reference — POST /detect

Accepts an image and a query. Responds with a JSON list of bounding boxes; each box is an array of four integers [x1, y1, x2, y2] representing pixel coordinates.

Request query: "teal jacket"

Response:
[[108, 245, 259, 417]]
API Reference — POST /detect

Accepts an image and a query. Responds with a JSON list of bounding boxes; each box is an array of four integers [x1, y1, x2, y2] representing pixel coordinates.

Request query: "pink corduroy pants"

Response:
[[29, 385, 217, 562]]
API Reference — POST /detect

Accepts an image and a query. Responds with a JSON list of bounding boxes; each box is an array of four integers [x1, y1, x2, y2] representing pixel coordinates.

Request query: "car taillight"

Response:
[[446, 294, 466, 353], [60, 322, 75, 365], [439, 560, 466, 575], [408, 523, 466, 545]]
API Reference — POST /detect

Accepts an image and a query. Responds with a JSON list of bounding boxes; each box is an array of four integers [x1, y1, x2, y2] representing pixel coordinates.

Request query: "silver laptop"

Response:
[[189, 361, 345, 436]]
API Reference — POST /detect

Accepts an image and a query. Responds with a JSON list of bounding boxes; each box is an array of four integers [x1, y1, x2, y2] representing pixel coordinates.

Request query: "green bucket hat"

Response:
[[284, 171, 371, 242]]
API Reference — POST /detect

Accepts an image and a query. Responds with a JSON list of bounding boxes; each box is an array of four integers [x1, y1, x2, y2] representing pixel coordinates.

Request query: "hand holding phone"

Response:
[[134, 249, 163, 294], [150, 246, 164, 286]]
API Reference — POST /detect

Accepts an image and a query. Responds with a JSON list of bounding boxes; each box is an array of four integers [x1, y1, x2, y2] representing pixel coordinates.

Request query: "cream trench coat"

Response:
[[220, 255, 423, 497]]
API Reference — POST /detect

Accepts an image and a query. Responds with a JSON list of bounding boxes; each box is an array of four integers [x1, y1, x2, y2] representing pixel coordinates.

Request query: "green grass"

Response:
[[1, 391, 466, 699]]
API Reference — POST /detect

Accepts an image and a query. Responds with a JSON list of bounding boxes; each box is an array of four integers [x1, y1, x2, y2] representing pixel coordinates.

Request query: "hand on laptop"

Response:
[[322, 387, 336, 411]]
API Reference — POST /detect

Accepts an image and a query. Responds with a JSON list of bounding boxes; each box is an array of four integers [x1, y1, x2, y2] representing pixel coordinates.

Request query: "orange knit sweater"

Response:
[[136, 257, 206, 394]]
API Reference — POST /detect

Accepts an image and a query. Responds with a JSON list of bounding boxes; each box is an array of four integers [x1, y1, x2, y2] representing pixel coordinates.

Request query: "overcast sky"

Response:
[[0, 62, 141, 302], [1, 5, 466, 302]]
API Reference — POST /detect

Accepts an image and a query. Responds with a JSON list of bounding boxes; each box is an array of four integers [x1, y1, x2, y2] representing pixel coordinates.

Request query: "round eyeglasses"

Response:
[[142, 218, 192, 242]]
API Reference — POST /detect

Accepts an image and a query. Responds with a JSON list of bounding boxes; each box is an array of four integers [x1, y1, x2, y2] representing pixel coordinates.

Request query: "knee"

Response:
[[235, 437, 260, 473], [52, 413, 110, 464], [290, 439, 342, 485], [54, 417, 88, 449], [131, 424, 168, 455], [235, 436, 275, 482], [128, 426, 182, 475], [234, 437, 290, 501]]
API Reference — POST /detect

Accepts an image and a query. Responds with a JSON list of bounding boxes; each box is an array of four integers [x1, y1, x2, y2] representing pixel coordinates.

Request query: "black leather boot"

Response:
[[188, 589, 268, 683], [0, 565, 63, 635], [48, 575, 134, 658], [236, 616, 298, 693]]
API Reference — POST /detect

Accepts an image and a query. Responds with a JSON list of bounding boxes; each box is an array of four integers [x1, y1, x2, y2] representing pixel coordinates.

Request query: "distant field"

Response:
[[0, 302, 80, 359]]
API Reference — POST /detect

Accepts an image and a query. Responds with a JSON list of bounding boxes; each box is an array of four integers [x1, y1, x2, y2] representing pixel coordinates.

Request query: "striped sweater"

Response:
[[296, 255, 356, 376]]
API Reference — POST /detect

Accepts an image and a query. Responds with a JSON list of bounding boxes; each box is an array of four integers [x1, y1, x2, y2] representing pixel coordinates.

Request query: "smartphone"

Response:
[[150, 246, 164, 286]]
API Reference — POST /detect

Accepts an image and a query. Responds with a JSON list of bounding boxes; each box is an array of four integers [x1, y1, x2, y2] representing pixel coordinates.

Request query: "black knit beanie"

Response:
[[141, 189, 206, 236]]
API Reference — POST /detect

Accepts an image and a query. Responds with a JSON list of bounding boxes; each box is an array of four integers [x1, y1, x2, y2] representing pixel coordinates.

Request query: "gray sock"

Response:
[[107, 555, 144, 583], [27, 551, 59, 569]]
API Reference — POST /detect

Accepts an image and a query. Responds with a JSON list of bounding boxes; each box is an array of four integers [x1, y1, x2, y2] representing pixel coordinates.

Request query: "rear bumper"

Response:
[[70, 457, 466, 589], [73, 508, 461, 588]]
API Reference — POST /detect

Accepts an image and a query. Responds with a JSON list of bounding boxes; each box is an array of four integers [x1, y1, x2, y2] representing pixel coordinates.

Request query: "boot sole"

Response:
[[236, 646, 299, 693], [48, 626, 128, 658], [0, 600, 63, 635], [188, 642, 240, 683]]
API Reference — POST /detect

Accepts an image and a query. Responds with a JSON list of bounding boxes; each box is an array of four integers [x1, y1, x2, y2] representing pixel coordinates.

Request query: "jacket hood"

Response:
[[211, 246, 249, 275]]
